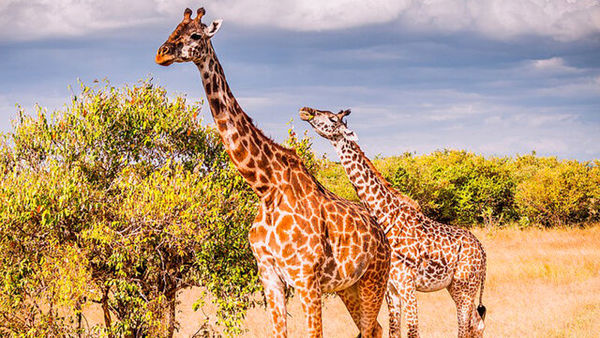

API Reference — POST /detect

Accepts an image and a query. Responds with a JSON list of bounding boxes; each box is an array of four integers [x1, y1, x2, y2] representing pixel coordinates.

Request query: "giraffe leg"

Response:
[[337, 284, 362, 335], [296, 276, 323, 338], [256, 262, 287, 338], [386, 281, 402, 338], [355, 286, 384, 338], [355, 260, 389, 338], [249, 211, 288, 337], [386, 263, 404, 338], [399, 278, 419, 338], [448, 280, 479, 338]]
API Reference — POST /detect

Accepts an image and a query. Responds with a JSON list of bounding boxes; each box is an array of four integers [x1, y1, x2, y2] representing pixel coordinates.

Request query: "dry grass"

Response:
[[85, 225, 600, 337]]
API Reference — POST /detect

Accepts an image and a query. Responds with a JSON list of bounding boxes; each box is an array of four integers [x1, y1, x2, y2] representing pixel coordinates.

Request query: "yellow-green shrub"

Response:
[[374, 150, 516, 226], [0, 164, 94, 336], [0, 79, 260, 337], [514, 156, 600, 226], [307, 149, 598, 227]]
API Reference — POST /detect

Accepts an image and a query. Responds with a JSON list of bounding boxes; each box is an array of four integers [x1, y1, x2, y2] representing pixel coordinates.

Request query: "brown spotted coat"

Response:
[[300, 107, 487, 338], [155, 8, 391, 338]]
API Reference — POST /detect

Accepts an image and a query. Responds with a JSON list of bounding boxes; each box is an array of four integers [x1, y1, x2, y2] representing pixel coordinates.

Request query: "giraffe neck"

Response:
[[331, 137, 413, 231], [194, 42, 279, 196]]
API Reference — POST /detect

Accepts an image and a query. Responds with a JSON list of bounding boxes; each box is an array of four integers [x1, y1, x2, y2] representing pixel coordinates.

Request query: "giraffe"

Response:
[[300, 107, 487, 338], [155, 8, 391, 338]]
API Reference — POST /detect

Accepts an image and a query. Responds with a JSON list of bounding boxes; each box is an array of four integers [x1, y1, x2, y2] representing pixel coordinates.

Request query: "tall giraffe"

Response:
[[155, 8, 390, 338], [300, 107, 487, 338]]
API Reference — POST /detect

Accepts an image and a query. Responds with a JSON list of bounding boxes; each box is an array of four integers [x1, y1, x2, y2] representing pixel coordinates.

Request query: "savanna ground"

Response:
[[81, 225, 600, 337]]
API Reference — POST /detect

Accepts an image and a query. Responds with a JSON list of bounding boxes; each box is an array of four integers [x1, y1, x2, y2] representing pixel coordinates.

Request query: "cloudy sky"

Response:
[[1, 0, 599, 160]]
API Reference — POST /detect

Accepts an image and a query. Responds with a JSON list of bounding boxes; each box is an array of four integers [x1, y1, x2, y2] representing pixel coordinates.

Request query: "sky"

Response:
[[1, 0, 599, 161]]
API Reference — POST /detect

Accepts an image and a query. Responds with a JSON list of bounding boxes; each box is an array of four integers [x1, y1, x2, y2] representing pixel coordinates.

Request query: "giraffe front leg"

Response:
[[296, 276, 323, 338], [257, 262, 288, 338], [249, 209, 287, 337]]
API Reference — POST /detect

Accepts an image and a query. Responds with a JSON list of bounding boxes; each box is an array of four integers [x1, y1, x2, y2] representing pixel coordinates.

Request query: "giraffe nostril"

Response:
[[156, 44, 175, 66], [160, 45, 171, 55]]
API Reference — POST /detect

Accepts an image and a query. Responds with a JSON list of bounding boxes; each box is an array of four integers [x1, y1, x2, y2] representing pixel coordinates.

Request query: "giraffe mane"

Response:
[[244, 113, 328, 191], [348, 141, 421, 211]]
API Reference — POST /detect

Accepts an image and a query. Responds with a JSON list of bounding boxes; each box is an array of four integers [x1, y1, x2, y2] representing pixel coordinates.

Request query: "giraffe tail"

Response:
[[477, 249, 487, 321]]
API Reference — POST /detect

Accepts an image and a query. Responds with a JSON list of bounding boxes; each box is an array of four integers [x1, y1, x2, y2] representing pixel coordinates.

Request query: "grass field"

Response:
[[86, 225, 600, 337]]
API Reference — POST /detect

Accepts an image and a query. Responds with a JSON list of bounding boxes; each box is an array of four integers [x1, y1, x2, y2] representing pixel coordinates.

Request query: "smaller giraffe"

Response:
[[300, 107, 487, 338]]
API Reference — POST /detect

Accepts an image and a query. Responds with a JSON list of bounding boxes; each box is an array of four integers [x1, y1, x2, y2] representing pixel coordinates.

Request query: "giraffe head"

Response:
[[299, 107, 358, 142], [155, 7, 222, 66]]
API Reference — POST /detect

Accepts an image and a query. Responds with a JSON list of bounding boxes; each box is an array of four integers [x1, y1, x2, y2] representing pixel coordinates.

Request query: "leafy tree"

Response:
[[283, 120, 322, 175], [0, 163, 93, 336], [0, 79, 261, 337]]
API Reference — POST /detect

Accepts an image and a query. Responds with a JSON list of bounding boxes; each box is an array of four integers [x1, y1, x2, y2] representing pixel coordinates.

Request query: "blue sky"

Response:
[[1, 0, 599, 160]]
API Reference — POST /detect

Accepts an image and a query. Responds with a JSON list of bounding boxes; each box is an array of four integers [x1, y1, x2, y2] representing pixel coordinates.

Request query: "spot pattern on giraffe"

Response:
[[155, 8, 391, 337], [301, 107, 487, 338]]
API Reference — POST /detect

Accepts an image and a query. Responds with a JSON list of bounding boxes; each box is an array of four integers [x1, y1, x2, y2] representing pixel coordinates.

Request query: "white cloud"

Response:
[[207, 0, 410, 31], [206, 0, 600, 41], [530, 57, 580, 73], [0, 0, 189, 41], [517, 113, 576, 127], [1, 0, 599, 41], [425, 103, 480, 122]]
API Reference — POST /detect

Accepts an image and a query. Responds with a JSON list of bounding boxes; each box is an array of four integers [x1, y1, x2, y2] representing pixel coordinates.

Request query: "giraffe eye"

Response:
[[190, 33, 202, 40], [328, 117, 338, 123]]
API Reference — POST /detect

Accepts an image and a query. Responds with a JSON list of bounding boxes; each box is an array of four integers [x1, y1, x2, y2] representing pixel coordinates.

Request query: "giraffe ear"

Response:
[[204, 19, 223, 38], [341, 125, 358, 142]]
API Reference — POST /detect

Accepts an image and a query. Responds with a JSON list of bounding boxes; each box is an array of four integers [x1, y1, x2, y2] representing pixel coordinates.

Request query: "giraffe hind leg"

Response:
[[338, 285, 363, 335], [342, 282, 385, 338], [356, 281, 384, 338], [355, 262, 389, 338], [448, 279, 480, 338]]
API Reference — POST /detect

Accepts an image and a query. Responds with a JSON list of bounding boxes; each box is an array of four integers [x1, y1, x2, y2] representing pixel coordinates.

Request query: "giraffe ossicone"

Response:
[[301, 106, 488, 338], [156, 8, 391, 338]]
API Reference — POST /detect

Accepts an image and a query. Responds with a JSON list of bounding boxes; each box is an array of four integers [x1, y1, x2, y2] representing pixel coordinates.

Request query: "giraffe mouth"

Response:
[[299, 109, 314, 121], [155, 53, 175, 66]]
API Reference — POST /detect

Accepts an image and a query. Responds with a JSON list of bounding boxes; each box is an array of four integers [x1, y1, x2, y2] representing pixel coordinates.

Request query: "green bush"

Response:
[[0, 79, 260, 337], [373, 150, 516, 226], [513, 155, 600, 226], [311, 149, 598, 228], [0, 164, 93, 336], [284, 121, 322, 176], [314, 160, 359, 202]]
